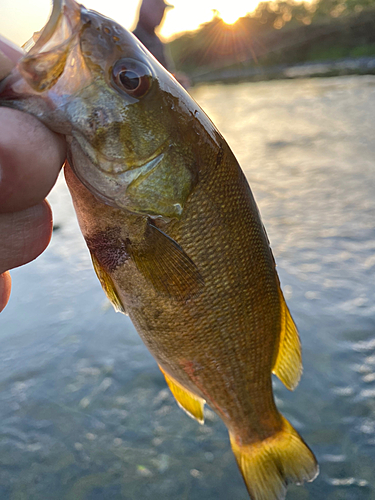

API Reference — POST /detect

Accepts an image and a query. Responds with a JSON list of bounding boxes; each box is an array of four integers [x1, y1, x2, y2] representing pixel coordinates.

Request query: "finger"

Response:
[[0, 35, 24, 63], [0, 200, 53, 274], [0, 36, 23, 80], [0, 108, 66, 213], [0, 272, 11, 313]]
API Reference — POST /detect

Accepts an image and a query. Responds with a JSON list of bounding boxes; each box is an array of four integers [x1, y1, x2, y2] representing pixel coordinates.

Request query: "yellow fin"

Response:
[[91, 253, 126, 314], [159, 366, 205, 424], [229, 416, 319, 500], [272, 289, 302, 390]]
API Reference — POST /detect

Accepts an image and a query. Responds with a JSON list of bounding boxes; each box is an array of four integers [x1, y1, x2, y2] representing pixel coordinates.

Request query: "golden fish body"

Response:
[[0, 1, 318, 498]]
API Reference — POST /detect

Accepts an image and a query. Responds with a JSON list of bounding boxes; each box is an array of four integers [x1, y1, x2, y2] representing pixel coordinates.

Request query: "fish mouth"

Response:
[[16, 0, 85, 94], [24, 0, 80, 55]]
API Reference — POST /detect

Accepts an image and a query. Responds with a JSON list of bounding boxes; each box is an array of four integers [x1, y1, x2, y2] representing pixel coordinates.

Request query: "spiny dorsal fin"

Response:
[[229, 415, 318, 500], [159, 365, 205, 424], [129, 222, 204, 302], [91, 253, 127, 314], [272, 288, 302, 391]]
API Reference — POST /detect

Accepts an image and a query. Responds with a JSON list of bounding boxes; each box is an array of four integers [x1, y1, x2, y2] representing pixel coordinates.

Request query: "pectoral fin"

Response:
[[272, 288, 302, 391], [129, 222, 204, 301], [91, 253, 126, 314], [159, 365, 205, 424]]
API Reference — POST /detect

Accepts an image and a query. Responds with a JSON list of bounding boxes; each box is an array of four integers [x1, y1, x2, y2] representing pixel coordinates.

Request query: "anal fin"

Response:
[[159, 365, 205, 424], [272, 288, 302, 391]]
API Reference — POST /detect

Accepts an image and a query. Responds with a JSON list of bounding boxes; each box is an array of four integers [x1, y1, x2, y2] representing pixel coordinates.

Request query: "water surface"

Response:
[[1, 75, 375, 499]]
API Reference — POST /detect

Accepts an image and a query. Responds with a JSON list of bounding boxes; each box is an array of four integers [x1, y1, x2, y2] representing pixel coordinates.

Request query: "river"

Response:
[[1, 75, 375, 499]]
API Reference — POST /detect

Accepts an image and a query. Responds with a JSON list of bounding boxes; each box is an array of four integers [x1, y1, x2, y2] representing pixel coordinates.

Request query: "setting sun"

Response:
[[218, 3, 255, 25]]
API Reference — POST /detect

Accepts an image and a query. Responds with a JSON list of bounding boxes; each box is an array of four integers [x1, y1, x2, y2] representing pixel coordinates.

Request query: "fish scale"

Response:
[[127, 145, 283, 433]]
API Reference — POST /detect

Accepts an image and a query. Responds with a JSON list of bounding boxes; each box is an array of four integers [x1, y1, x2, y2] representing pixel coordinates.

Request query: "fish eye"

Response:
[[112, 58, 152, 99]]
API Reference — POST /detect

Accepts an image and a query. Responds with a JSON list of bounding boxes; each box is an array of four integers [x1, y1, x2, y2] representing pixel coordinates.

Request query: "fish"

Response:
[[0, 1, 319, 498]]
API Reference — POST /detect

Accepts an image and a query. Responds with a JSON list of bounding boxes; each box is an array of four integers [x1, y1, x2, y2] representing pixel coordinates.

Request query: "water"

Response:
[[1, 75, 375, 499]]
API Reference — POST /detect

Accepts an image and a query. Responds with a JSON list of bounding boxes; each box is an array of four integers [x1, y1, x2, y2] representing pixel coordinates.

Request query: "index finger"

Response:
[[0, 108, 66, 212], [0, 37, 66, 213]]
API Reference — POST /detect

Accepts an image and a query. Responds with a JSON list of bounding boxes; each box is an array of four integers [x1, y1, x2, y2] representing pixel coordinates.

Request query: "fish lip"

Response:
[[73, 131, 170, 176], [25, 0, 81, 56]]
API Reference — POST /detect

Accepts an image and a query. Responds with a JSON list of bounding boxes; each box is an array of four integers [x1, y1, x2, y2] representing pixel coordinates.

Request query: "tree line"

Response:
[[168, 0, 375, 72]]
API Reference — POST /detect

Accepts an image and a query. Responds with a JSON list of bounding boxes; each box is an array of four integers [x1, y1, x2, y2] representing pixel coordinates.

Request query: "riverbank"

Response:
[[191, 56, 375, 85]]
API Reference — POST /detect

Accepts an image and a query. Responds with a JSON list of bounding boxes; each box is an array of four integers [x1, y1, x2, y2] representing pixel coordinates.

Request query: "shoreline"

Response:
[[191, 56, 375, 85]]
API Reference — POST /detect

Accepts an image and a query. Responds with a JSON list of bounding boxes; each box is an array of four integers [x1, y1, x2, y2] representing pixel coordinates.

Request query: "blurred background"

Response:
[[2, 0, 375, 499], [2, 0, 375, 82]]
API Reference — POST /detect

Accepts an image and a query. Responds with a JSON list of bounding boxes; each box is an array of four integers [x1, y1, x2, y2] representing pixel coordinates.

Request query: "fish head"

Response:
[[0, 0, 216, 218]]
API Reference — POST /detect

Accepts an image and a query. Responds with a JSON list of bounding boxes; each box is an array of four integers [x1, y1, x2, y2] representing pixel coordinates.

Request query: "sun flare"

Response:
[[219, 5, 251, 25]]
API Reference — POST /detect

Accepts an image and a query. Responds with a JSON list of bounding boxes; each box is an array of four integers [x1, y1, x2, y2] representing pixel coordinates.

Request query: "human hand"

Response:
[[0, 35, 66, 312]]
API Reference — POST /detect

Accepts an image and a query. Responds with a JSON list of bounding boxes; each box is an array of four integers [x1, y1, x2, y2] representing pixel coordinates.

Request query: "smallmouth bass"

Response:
[[0, 1, 318, 498]]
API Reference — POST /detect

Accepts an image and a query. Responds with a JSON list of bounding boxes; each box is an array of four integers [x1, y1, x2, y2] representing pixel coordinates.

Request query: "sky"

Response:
[[0, 0, 260, 47]]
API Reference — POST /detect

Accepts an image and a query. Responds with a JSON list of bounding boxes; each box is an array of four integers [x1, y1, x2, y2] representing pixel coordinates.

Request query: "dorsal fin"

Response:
[[272, 288, 302, 391], [159, 365, 205, 424]]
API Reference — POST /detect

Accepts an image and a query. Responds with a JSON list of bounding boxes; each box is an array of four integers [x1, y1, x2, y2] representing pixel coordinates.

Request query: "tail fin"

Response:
[[229, 416, 318, 500]]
